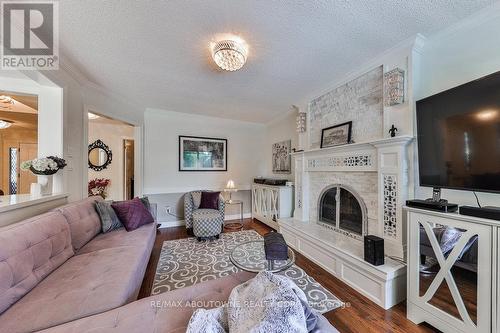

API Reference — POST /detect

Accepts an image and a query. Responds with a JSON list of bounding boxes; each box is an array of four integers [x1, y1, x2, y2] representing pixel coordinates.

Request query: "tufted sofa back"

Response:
[[0, 211, 74, 314], [53, 196, 103, 251]]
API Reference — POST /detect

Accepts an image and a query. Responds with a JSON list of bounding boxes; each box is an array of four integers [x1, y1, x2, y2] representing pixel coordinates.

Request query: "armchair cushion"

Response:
[[199, 191, 221, 210], [192, 209, 222, 221]]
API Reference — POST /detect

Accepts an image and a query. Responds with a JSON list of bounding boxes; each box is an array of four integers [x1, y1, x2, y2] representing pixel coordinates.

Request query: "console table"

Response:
[[406, 207, 498, 333], [251, 184, 293, 230]]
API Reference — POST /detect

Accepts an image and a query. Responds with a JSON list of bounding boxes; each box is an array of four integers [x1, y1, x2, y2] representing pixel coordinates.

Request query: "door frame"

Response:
[[83, 105, 143, 200]]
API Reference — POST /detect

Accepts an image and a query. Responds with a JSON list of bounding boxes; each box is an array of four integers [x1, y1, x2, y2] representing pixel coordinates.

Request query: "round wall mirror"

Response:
[[88, 139, 112, 171]]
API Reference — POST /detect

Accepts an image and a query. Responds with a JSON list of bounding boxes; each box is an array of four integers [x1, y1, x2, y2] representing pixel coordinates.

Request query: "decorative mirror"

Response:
[[88, 139, 112, 171]]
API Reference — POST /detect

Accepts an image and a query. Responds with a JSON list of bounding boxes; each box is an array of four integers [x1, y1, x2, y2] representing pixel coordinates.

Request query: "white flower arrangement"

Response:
[[21, 156, 67, 175]]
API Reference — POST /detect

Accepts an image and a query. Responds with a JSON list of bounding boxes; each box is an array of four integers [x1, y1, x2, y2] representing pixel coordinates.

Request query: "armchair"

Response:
[[184, 191, 225, 240]]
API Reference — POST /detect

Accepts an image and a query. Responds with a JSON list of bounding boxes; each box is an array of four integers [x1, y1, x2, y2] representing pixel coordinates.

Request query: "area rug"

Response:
[[152, 230, 342, 313]]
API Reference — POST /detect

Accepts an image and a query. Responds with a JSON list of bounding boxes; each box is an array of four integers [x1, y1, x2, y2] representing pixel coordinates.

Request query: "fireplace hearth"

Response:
[[318, 185, 367, 239]]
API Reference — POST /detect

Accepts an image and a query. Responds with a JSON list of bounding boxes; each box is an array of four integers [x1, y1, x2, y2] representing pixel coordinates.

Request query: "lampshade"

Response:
[[225, 180, 237, 191]]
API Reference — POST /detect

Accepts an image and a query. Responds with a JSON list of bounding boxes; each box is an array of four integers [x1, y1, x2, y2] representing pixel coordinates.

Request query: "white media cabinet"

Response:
[[406, 206, 500, 333], [251, 183, 293, 230]]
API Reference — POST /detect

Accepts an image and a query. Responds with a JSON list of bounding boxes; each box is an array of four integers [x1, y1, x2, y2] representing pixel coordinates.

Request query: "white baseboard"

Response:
[[157, 220, 186, 229], [157, 213, 251, 229], [225, 213, 252, 221]]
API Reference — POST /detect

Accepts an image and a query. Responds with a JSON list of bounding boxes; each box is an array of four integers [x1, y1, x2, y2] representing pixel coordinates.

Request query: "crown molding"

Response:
[[300, 34, 421, 107]]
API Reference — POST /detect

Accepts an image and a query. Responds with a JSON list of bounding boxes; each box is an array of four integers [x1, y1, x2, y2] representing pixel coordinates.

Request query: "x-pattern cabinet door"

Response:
[[408, 212, 492, 333]]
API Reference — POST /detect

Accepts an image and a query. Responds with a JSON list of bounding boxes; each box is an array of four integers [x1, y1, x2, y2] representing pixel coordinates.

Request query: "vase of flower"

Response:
[[38, 175, 53, 196], [88, 178, 110, 199], [21, 156, 67, 196]]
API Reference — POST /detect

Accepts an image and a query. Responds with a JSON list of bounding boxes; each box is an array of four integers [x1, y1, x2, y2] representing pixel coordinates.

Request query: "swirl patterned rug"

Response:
[[151, 230, 341, 313]]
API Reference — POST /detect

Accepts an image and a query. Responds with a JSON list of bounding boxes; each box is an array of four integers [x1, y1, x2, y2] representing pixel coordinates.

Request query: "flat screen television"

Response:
[[416, 70, 500, 193]]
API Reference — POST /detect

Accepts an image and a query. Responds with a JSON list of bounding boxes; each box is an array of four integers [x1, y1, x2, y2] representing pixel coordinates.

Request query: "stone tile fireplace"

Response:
[[278, 135, 413, 309]]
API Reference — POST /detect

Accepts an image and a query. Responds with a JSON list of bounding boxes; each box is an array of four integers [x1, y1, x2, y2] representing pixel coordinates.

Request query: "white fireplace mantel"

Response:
[[291, 135, 414, 260], [280, 135, 413, 309]]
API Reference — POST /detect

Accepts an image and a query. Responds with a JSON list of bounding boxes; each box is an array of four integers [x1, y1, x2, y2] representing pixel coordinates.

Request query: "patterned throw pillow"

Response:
[[199, 191, 220, 210], [95, 201, 123, 233], [111, 197, 155, 231]]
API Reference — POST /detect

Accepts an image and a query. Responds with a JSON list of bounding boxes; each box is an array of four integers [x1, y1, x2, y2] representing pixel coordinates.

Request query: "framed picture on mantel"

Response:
[[179, 136, 227, 171], [320, 121, 352, 148]]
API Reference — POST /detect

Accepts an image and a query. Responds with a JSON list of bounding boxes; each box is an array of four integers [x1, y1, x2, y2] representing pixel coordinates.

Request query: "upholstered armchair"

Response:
[[184, 191, 225, 240]]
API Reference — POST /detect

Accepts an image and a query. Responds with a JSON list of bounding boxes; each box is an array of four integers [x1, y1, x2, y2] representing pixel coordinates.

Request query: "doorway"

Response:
[[0, 93, 38, 195], [87, 112, 135, 201]]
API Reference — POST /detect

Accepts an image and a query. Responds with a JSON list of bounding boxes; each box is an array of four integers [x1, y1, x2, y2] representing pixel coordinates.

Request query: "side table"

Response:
[[224, 200, 244, 231]]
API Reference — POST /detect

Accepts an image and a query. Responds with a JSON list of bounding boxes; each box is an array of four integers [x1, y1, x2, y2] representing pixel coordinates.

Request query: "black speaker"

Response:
[[364, 235, 384, 266]]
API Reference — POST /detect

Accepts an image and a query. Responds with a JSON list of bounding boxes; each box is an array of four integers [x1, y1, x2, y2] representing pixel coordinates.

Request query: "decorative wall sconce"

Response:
[[295, 105, 306, 133], [384, 68, 405, 106]]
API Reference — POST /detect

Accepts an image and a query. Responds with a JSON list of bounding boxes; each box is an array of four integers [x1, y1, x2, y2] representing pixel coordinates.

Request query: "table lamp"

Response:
[[224, 180, 238, 203]]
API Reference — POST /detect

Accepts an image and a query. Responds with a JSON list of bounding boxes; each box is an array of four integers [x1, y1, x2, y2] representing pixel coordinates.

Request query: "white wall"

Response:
[[414, 6, 500, 206], [262, 110, 299, 181], [88, 121, 134, 201], [143, 109, 267, 224]]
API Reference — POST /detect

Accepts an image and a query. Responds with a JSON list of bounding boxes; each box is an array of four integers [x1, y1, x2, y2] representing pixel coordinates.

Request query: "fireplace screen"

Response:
[[319, 185, 366, 237]]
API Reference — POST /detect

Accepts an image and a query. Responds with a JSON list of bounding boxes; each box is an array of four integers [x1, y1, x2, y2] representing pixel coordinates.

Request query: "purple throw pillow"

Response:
[[112, 197, 154, 231], [199, 191, 220, 210]]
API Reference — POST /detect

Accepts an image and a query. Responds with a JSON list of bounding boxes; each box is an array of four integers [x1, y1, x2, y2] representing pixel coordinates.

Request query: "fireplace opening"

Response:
[[319, 185, 367, 238]]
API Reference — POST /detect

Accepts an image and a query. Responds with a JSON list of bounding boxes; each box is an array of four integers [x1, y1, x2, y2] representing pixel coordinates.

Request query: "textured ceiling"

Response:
[[59, 0, 496, 123]]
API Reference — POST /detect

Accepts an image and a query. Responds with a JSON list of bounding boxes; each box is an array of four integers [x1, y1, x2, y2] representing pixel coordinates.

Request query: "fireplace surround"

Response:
[[278, 135, 413, 309]]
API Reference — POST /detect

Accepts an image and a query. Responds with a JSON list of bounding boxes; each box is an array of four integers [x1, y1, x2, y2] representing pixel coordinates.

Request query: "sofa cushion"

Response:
[[76, 222, 156, 256], [0, 236, 154, 333], [0, 211, 73, 315], [38, 271, 256, 333], [112, 198, 154, 231], [54, 196, 103, 251]]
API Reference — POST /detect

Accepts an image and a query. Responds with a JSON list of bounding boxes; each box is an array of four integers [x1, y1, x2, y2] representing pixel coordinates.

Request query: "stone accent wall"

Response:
[[309, 66, 383, 149], [309, 171, 379, 235]]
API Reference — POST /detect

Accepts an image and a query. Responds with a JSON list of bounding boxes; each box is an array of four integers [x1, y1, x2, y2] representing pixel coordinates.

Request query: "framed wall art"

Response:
[[320, 121, 352, 148], [179, 136, 227, 171], [272, 139, 291, 174]]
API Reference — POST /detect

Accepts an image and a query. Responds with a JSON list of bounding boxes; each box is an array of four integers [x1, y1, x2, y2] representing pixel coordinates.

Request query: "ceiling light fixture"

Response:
[[0, 119, 13, 129], [211, 38, 248, 71], [0, 95, 15, 104], [0, 95, 15, 111], [88, 112, 100, 120]]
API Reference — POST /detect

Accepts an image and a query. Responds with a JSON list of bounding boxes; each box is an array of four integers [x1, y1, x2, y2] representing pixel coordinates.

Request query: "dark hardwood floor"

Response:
[[138, 218, 440, 333]]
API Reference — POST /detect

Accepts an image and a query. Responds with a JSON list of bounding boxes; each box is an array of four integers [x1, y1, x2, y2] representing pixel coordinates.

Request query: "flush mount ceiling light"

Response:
[[88, 112, 100, 120], [211, 38, 248, 71], [0, 119, 13, 129], [0, 95, 15, 111]]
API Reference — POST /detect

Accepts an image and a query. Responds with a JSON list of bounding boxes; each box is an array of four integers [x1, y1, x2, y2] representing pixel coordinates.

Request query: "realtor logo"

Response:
[[1, 1, 59, 70]]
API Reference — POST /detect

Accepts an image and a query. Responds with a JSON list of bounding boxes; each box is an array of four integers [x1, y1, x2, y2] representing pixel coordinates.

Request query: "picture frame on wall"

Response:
[[320, 121, 352, 148], [272, 139, 291, 174], [179, 136, 227, 171]]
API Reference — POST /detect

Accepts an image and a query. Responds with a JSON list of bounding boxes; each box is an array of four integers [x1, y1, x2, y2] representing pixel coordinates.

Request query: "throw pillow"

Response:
[[140, 196, 157, 221], [199, 191, 220, 210], [140, 196, 151, 211], [95, 201, 123, 233], [112, 197, 155, 231]]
